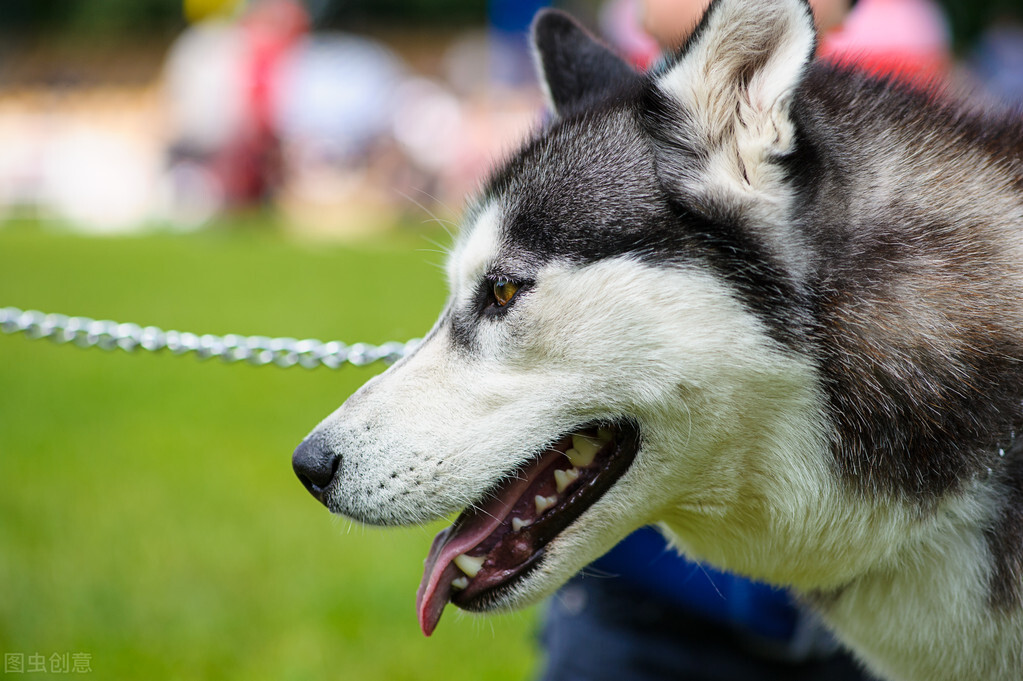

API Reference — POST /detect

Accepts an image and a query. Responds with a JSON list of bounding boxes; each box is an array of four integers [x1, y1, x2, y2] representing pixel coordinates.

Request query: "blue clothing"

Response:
[[537, 528, 873, 681]]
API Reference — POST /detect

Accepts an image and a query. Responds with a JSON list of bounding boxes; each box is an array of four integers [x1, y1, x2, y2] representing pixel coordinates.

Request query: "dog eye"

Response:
[[492, 279, 520, 307]]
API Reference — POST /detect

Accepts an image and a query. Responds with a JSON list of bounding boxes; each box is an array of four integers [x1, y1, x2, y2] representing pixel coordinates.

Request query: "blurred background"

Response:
[[1, 0, 1022, 678]]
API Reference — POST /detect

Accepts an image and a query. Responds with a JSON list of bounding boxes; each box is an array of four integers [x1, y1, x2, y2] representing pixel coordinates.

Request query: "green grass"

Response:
[[0, 224, 541, 680]]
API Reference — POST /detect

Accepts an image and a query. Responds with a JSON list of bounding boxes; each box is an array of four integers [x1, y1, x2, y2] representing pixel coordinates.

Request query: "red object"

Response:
[[242, 0, 310, 136], [222, 0, 309, 204]]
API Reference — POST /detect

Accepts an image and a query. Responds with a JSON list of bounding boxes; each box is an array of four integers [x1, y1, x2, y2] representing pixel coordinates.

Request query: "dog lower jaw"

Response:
[[416, 420, 641, 636]]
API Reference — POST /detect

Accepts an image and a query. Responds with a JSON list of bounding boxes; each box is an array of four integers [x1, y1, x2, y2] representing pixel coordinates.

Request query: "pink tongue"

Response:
[[415, 448, 563, 636]]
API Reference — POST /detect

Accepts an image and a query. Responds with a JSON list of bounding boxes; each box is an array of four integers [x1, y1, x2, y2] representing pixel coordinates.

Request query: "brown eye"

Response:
[[492, 279, 520, 307]]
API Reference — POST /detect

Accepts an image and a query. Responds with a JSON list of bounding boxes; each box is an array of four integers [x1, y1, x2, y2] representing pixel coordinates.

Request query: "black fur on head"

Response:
[[530, 9, 643, 119]]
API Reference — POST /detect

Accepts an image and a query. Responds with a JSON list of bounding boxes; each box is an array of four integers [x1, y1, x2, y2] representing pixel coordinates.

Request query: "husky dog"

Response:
[[292, 0, 1023, 678]]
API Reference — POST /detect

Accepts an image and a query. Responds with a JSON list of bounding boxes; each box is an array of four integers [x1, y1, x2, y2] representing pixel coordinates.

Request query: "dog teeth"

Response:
[[453, 553, 485, 578], [564, 448, 589, 468], [511, 517, 531, 532], [554, 467, 581, 493], [534, 494, 558, 514], [451, 576, 469, 590], [567, 434, 601, 467]]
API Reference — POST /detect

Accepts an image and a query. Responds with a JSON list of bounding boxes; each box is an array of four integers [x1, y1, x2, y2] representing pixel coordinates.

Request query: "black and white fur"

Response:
[[294, 0, 1023, 678]]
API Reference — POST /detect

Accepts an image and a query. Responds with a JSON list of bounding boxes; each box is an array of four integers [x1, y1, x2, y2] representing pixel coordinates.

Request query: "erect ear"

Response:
[[531, 9, 642, 119], [650, 0, 817, 207]]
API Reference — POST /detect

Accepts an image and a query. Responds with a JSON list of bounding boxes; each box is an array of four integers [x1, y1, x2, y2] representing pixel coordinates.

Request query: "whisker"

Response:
[[397, 188, 458, 240]]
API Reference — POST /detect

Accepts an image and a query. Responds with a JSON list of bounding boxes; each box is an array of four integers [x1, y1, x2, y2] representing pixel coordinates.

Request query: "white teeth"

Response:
[[554, 467, 581, 493], [511, 517, 531, 532], [534, 494, 558, 515], [451, 576, 469, 590], [567, 433, 601, 467], [453, 553, 485, 578], [572, 433, 602, 459], [564, 448, 588, 468]]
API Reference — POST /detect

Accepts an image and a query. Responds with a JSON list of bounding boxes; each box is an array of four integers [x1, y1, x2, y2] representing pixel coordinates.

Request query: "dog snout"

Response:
[[292, 437, 340, 507]]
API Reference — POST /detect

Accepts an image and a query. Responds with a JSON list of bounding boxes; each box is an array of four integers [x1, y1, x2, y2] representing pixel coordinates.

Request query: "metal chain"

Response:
[[0, 306, 419, 369]]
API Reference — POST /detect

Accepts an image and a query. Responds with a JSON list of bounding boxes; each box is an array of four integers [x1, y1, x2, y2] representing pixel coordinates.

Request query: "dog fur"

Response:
[[293, 1, 1023, 678]]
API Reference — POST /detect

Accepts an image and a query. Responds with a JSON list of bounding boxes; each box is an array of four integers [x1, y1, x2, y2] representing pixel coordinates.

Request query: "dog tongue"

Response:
[[415, 450, 561, 635], [416, 527, 477, 636]]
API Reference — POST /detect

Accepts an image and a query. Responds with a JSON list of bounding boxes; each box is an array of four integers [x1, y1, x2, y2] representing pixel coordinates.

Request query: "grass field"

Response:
[[0, 222, 541, 680]]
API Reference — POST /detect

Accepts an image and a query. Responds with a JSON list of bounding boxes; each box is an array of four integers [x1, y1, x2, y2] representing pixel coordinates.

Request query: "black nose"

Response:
[[292, 437, 340, 507]]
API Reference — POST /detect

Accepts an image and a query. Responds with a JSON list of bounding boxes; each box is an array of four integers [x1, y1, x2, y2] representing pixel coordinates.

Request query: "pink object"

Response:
[[820, 0, 951, 83], [600, 0, 661, 71]]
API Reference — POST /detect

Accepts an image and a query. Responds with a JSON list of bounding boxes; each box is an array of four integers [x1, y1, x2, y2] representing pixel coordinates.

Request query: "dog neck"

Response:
[[812, 477, 1020, 681]]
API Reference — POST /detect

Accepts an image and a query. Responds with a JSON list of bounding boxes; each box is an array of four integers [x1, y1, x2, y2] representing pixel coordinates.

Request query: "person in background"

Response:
[[538, 527, 870, 681], [164, 0, 309, 221]]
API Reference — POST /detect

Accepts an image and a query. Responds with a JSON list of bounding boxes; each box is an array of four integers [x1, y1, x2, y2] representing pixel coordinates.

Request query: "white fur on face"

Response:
[[446, 202, 503, 304], [309, 242, 845, 602]]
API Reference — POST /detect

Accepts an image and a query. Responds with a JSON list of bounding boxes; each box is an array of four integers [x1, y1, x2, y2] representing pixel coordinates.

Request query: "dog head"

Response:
[[294, 0, 829, 635]]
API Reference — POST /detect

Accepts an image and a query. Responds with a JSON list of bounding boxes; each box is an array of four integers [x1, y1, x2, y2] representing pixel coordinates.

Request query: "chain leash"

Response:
[[0, 306, 419, 369]]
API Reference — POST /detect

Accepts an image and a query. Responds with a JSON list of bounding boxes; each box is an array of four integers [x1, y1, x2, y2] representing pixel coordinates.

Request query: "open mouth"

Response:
[[415, 419, 641, 635]]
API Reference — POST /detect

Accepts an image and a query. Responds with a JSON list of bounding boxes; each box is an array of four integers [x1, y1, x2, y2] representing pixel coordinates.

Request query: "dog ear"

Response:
[[649, 0, 816, 208], [531, 9, 641, 119]]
